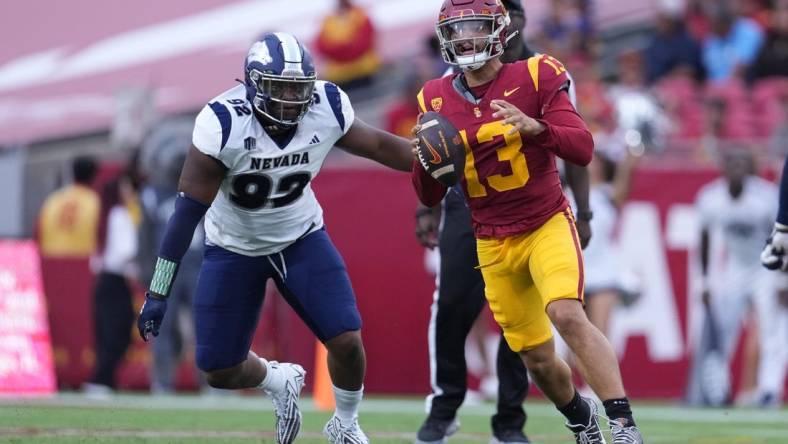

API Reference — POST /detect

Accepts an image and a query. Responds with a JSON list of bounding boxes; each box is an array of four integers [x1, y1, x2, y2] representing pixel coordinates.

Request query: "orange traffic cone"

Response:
[[313, 340, 335, 411]]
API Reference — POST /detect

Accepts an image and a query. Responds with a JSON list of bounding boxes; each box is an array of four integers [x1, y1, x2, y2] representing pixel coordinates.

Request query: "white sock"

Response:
[[333, 384, 363, 424], [257, 359, 285, 393]]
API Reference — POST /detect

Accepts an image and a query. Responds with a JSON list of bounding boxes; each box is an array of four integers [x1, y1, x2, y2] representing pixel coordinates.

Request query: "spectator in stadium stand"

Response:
[[536, 0, 593, 62], [37, 156, 100, 258], [686, 0, 712, 41], [314, 0, 380, 91], [698, 97, 727, 159], [138, 123, 205, 394], [606, 50, 671, 157], [769, 87, 788, 160], [644, 0, 705, 84], [82, 175, 140, 396], [751, 0, 788, 80], [701, 2, 765, 83], [688, 0, 770, 39], [736, 0, 772, 30]]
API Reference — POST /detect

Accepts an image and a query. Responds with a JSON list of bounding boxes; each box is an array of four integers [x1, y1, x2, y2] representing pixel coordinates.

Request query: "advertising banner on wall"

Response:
[[0, 240, 56, 396]]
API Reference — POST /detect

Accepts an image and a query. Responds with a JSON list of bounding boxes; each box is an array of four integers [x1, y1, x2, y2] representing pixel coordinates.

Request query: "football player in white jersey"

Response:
[[689, 148, 787, 406], [137, 32, 413, 444]]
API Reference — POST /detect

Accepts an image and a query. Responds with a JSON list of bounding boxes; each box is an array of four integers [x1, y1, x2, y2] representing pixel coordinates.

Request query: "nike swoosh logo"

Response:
[[423, 139, 443, 164], [503, 87, 520, 97]]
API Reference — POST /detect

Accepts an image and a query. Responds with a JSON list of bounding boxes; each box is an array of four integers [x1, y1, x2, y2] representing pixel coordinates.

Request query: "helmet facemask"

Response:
[[436, 13, 509, 71], [248, 68, 316, 127]]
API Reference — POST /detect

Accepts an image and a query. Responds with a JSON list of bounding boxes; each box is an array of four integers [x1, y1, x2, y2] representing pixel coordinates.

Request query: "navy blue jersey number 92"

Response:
[[230, 172, 311, 209]]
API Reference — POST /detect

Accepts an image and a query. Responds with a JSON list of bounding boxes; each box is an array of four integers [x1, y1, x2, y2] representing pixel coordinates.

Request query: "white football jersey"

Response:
[[192, 81, 354, 256], [696, 176, 777, 265]]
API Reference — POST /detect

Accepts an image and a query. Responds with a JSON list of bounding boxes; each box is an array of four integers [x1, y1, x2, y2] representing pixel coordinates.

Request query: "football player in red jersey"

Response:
[[411, 1, 644, 443]]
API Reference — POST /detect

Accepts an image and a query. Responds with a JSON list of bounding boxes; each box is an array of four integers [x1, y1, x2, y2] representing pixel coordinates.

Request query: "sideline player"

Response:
[[411, 1, 643, 443], [413, 1, 592, 442], [690, 148, 785, 407], [137, 32, 413, 444]]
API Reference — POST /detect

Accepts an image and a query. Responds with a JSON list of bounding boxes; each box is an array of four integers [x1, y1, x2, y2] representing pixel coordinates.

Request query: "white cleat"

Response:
[[264, 362, 305, 444], [324, 414, 370, 444], [610, 418, 644, 444]]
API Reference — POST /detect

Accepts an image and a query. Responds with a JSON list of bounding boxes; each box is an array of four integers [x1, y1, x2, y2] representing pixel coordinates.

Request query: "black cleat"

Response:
[[490, 428, 531, 443], [415, 417, 460, 444]]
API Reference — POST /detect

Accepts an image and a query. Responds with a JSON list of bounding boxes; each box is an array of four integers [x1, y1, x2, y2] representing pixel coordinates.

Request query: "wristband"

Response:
[[149, 257, 179, 298], [576, 210, 593, 221]]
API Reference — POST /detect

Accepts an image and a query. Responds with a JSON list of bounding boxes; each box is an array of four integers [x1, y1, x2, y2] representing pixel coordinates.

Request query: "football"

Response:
[[415, 111, 466, 186]]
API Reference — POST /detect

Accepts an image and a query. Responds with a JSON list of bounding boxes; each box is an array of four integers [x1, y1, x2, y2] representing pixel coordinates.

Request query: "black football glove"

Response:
[[137, 292, 167, 341]]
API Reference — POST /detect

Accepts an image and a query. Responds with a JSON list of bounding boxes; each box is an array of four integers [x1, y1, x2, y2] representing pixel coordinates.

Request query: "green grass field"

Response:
[[0, 394, 786, 443]]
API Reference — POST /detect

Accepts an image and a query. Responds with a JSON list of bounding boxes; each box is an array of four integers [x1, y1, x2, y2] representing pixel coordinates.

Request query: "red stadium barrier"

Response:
[[39, 166, 787, 399]]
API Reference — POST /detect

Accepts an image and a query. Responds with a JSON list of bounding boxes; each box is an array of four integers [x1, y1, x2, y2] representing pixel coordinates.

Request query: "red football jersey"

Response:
[[412, 54, 594, 239]]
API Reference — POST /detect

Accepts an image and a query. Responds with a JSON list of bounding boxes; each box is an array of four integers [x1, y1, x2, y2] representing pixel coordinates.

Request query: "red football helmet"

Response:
[[435, 0, 511, 70]]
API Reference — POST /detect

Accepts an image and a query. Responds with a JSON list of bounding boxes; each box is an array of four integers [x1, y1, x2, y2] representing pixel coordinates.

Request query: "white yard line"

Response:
[[0, 427, 495, 442], [2, 393, 786, 425], [2, 426, 785, 443]]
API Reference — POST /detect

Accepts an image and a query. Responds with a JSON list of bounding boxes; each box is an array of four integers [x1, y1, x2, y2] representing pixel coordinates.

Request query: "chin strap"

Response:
[[505, 29, 519, 45]]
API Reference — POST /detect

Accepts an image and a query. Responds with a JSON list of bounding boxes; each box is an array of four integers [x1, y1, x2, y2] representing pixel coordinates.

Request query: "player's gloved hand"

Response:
[[415, 206, 439, 249], [138, 292, 167, 341], [761, 223, 788, 271]]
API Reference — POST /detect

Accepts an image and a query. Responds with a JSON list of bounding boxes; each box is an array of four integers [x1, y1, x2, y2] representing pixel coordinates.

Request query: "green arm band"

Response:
[[149, 257, 179, 298]]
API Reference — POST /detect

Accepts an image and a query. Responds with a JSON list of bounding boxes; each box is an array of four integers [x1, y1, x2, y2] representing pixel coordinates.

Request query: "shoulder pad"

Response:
[[417, 78, 446, 113], [525, 54, 570, 94]]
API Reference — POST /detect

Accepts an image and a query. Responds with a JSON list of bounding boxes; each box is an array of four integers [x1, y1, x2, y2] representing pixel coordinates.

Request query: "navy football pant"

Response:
[[193, 228, 362, 372]]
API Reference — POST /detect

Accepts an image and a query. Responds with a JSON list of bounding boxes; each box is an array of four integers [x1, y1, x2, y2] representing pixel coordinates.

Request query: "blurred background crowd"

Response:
[[0, 0, 786, 407]]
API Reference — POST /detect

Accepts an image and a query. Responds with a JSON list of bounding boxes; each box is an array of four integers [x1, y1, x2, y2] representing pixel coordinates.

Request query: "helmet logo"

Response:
[[248, 41, 273, 65], [431, 97, 443, 112], [245, 33, 316, 128]]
